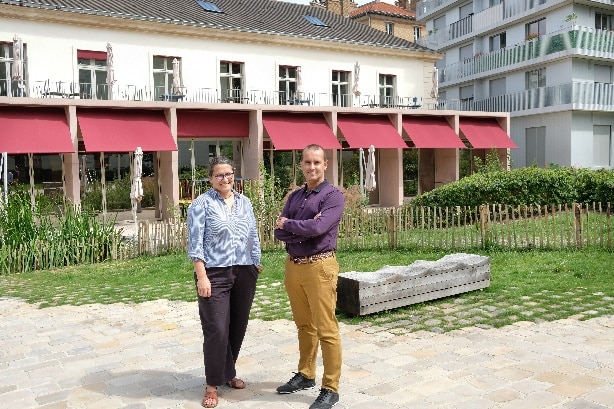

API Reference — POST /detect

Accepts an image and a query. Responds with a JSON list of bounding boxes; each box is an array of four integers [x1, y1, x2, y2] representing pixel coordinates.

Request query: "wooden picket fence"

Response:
[[132, 202, 612, 253], [0, 203, 611, 274]]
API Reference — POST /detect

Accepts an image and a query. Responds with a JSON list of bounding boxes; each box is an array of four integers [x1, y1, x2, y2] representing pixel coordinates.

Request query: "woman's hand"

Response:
[[197, 276, 212, 298]]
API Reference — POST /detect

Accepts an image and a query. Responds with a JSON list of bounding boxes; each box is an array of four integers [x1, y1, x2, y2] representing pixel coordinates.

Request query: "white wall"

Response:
[[1, 17, 427, 101]]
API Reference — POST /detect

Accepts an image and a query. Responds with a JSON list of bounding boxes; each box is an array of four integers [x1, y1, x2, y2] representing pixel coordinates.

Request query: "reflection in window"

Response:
[[525, 18, 546, 39], [596, 13, 612, 30], [489, 32, 506, 52], [153, 56, 178, 100], [0, 42, 27, 97], [378, 74, 396, 106], [331, 70, 350, 107], [526, 68, 546, 89], [278, 65, 297, 104], [386, 22, 394, 35], [78, 54, 108, 100], [220, 61, 244, 103]]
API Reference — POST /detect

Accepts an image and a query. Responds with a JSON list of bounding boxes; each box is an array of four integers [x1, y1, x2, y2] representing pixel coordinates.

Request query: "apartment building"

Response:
[[416, 0, 614, 169], [1, 0, 510, 216]]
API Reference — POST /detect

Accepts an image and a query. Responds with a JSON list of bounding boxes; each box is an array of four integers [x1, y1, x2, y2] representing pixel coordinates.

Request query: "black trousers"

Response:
[[195, 265, 258, 386]]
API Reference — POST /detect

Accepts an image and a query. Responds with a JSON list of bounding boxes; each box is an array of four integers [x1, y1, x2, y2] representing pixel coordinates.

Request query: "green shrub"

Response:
[[410, 166, 614, 207]]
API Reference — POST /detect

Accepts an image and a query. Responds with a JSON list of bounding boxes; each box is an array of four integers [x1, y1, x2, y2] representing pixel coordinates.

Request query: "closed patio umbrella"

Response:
[[173, 58, 181, 94], [352, 61, 360, 96], [130, 147, 143, 225], [106, 43, 116, 97], [365, 145, 376, 192], [430, 67, 439, 100], [11, 35, 23, 81], [295, 66, 302, 100]]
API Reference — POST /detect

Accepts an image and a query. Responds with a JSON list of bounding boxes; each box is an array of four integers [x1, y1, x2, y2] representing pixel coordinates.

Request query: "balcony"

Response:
[[439, 27, 614, 85], [430, 81, 614, 113], [0, 81, 424, 110], [417, 0, 565, 49]]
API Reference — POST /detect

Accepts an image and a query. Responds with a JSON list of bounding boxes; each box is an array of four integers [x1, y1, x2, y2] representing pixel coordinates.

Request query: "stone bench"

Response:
[[336, 253, 490, 316]]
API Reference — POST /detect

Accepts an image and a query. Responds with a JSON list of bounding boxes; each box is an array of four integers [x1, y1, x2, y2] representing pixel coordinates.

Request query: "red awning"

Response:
[[0, 107, 74, 154], [337, 115, 407, 148], [402, 116, 465, 149], [77, 109, 177, 152], [177, 110, 249, 138], [459, 118, 517, 149], [262, 113, 341, 150]]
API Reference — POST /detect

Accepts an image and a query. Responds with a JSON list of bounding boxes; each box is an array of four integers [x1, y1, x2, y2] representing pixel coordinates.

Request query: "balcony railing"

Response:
[[0, 81, 424, 109], [429, 81, 614, 113], [417, 0, 564, 49], [439, 27, 614, 85]]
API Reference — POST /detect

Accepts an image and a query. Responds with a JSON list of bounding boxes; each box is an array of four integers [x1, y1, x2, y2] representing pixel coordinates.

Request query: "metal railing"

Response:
[[429, 81, 614, 113], [439, 27, 614, 85], [1, 82, 425, 109], [417, 0, 565, 49]]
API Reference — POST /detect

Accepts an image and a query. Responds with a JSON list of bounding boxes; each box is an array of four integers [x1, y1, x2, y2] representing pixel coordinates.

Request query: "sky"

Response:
[[279, 0, 397, 6]]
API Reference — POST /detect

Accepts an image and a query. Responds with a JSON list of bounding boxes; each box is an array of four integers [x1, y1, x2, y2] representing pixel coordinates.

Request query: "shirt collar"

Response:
[[304, 179, 329, 194]]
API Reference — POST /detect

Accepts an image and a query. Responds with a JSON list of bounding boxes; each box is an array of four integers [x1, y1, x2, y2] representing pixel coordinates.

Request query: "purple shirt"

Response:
[[274, 180, 345, 258]]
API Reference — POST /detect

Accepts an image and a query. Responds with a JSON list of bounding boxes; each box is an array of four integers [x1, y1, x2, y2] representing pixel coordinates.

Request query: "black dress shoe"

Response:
[[309, 388, 339, 409], [276, 372, 316, 394]]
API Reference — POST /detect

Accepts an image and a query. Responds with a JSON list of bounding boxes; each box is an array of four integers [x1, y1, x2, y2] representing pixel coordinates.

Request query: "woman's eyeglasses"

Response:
[[213, 172, 234, 181]]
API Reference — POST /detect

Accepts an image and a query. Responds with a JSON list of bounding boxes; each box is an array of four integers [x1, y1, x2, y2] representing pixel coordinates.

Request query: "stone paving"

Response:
[[1, 297, 613, 409]]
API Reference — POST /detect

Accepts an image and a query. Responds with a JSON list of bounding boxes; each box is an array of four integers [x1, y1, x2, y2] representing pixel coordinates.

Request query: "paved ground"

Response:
[[1, 297, 612, 409]]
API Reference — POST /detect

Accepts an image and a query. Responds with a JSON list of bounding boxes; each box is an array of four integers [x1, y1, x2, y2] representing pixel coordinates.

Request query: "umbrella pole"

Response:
[[28, 153, 35, 211], [100, 153, 107, 223], [1, 152, 6, 205], [359, 148, 364, 197]]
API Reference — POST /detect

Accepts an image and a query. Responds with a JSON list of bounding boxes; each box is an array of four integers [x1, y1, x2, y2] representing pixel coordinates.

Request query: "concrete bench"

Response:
[[336, 253, 490, 316]]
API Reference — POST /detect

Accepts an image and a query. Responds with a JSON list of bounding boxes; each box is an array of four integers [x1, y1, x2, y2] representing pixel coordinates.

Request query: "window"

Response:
[[413, 26, 422, 40], [220, 61, 244, 103], [278, 65, 298, 104], [525, 18, 546, 40], [489, 32, 506, 52], [596, 13, 612, 30], [460, 84, 474, 104], [197, 1, 222, 13], [594, 125, 612, 168], [386, 22, 394, 35], [153, 56, 177, 101], [526, 68, 546, 89], [0, 42, 27, 97], [526, 127, 546, 167], [378, 74, 396, 106], [489, 77, 506, 97], [594, 64, 612, 84], [78, 50, 108, 100], [433, 16, 446, 33], [304, 15, 328, 27], [331, 70, 350, 107], [459, 3, 473, 19]]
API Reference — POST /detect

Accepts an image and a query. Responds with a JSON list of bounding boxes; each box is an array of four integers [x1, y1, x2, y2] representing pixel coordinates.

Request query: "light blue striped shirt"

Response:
[[187, 188, 261, 268]]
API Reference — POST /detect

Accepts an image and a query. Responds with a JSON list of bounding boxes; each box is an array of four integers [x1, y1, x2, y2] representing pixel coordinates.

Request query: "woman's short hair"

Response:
[[208, 157, 234, 177]]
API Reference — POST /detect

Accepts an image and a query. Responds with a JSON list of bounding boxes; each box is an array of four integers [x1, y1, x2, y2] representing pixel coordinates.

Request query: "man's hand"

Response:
[[275, 216, 287, 230]]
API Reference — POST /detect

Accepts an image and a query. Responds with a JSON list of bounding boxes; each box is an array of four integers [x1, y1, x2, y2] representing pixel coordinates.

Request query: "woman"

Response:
[[187, 156, 263, 408]]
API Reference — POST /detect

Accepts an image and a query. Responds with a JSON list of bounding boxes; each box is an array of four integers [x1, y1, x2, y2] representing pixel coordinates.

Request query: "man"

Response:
[[274, 144, 345, 409]]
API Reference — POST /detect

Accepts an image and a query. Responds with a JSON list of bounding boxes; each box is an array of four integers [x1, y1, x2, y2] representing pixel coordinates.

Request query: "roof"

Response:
[[349, 1, 415, 20], [0, 0, 427, 52]]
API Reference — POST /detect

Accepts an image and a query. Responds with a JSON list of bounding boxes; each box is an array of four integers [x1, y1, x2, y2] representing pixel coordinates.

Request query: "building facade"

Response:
[[349, 0, 425, 43], [1, 0, 511, 218], [416, 0, 614, 169]]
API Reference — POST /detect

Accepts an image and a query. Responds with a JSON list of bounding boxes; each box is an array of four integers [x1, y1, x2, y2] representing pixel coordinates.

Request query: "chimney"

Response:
[[395, 0, 410, 10]]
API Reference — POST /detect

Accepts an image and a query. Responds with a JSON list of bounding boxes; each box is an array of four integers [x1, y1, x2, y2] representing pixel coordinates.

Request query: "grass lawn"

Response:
[[1, 248, 612, 334]]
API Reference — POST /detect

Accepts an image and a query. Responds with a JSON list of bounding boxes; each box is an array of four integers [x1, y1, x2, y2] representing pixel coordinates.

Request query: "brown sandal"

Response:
[[226, 377, 246, 389], [202, 387, 218, 408]]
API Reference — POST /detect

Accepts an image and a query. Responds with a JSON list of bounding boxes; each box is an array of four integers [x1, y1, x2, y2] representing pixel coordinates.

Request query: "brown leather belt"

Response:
[[290, 251, 335, 264]]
